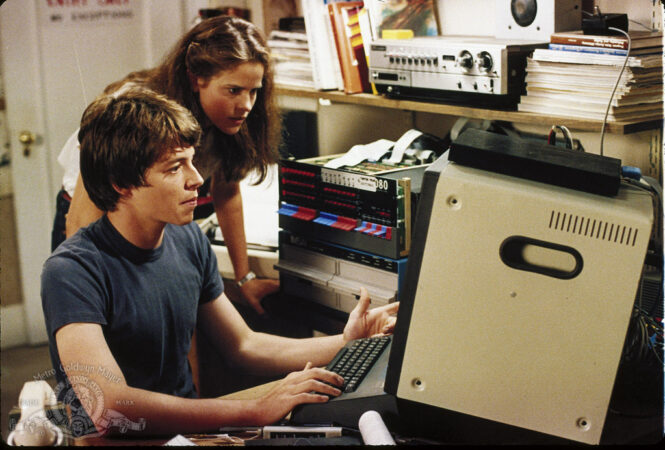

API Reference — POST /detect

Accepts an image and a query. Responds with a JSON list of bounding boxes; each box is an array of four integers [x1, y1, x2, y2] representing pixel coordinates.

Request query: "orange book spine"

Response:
[[328, 1, 365, 94]]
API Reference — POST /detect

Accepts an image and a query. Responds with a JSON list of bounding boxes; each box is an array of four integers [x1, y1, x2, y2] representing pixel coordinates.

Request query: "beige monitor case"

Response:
[[396, 162, 654, 444]]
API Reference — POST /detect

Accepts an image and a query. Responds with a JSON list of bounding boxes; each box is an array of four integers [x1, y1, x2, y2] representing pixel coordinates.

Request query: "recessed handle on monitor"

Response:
[[500, 235, 583, 280]]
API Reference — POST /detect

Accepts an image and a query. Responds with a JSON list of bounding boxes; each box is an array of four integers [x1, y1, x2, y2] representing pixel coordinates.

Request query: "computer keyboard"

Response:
[[328, 336, 392, 393], [291, 335, 396, 428]]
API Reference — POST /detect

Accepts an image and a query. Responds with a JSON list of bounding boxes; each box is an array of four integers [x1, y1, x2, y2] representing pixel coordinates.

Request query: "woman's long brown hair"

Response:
[[104, 15, 281, 184]]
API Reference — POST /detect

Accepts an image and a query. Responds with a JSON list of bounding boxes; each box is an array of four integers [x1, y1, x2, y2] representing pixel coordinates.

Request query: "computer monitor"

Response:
[[385, 145, 654, 445], [293, 131, 654, 445]]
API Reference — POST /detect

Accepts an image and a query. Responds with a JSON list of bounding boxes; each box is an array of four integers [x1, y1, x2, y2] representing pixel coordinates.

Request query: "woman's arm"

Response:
[[65, 174, 103, 238], [210, 175, 279, 314]]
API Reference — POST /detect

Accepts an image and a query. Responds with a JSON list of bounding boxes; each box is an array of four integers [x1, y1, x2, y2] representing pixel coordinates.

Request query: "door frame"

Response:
[[1, 0, 52, 345]]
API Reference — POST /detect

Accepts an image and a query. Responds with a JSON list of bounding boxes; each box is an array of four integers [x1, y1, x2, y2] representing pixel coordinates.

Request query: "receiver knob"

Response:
[[457, 50, 474, 71], [476, 51, 493, 72]]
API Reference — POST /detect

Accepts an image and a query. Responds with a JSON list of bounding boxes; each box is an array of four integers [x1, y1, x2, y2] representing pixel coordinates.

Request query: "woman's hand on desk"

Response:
[[255, 362, 344, 424], [239, 278, 279, 315], [343, 287, 399, 342]]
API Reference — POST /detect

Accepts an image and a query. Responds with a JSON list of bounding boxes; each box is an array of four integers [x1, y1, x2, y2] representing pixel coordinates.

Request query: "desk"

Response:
[[74, 357, 662, 446]]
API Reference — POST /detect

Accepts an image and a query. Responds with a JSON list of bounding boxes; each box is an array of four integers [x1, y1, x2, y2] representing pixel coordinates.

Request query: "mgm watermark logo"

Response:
[[56, 374, 105, 437], [54, 373, 146, 438]]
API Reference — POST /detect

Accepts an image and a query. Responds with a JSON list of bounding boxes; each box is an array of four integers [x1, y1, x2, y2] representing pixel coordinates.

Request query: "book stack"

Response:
[[268, 28, 315, 89], [301, 0, 373, 93], [328, 1, 371, 94], [518, 30, 663, 122]]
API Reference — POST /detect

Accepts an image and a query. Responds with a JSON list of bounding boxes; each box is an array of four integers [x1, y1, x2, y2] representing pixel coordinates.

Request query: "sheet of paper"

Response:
[[323, 139, 394, 169], [163, 434, 196, 446]]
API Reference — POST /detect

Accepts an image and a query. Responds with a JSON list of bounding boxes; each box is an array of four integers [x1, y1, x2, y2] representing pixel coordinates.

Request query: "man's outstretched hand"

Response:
[[343, 287, 399, 342]]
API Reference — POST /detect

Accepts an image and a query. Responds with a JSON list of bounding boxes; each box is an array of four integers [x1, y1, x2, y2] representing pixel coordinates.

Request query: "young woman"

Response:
[[52, 15, 281, 314]]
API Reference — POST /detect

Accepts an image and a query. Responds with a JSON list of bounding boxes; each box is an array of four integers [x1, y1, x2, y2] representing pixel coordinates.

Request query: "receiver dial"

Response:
[[457, 50, 474, 71], [476, 51, 493, 72]]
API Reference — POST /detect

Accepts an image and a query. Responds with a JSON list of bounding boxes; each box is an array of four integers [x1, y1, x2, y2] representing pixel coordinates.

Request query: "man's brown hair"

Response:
[[79, 88, 201, 212]]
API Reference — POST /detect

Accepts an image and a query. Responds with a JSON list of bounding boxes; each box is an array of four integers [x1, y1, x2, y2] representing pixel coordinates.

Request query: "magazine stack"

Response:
[[268, 27, 315, 89], [518, 29, 663, 122]]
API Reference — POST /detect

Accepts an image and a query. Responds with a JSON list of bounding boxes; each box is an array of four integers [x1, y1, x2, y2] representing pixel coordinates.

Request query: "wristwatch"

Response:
[[236, 270, 256, 287]]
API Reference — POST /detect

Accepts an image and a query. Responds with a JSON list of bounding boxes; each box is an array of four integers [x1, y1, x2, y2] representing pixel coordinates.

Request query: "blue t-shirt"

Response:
[[41, 215, 224, 400]]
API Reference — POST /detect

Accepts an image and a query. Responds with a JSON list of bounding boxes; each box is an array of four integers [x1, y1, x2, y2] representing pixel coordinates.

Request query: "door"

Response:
[[0, 0, 205, 345]]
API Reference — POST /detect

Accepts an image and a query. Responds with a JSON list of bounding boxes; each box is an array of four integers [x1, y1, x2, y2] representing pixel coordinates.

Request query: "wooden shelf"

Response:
[[276, 86, 662, 135]]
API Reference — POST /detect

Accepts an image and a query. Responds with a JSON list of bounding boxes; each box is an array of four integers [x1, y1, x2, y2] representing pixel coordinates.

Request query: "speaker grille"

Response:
[[548, 210, 639, 246]]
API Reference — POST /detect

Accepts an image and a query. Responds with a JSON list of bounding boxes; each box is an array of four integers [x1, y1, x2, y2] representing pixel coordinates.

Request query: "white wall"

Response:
[[436, 0, 662, 36]]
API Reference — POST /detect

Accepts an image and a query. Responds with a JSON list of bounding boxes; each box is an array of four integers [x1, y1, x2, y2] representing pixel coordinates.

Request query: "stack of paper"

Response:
[[518, 30, 663, 122], [268, 29, 315, 89]]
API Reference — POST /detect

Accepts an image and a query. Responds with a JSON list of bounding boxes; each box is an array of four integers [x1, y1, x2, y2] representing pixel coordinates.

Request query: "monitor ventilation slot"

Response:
[[548, 211, 638, 246]]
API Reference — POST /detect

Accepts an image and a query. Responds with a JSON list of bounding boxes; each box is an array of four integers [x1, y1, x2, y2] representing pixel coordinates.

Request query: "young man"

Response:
[[41, 89, 399, 437]]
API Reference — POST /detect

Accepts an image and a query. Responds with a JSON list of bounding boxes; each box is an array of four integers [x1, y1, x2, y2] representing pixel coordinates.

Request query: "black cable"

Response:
[[645, 271, 663, 317], [629, 305, 664, 365]]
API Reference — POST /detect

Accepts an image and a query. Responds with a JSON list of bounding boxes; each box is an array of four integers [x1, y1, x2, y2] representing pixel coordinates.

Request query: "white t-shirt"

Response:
[[57, 129, 81, 198]]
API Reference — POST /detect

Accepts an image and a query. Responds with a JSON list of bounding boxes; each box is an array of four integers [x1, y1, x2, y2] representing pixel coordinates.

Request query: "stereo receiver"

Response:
[[369, 36, 547, 107]]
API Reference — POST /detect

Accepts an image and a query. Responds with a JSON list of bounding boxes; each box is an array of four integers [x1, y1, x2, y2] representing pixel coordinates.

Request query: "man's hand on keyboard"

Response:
[[257, 362, 344, 424], [343, 287, 399, 342]]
